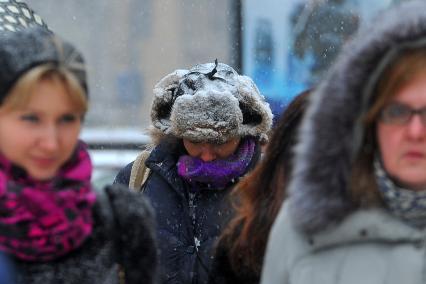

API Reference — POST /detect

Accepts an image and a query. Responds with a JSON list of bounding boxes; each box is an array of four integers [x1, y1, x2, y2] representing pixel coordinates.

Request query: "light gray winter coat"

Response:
[[261, 1, 426, 283], [263, 203, 426, 284]]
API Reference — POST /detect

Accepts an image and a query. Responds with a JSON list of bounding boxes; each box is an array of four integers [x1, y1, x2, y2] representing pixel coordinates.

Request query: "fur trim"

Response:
[[171, 90, 242, 143], [150, 62, 272, 144], [288, 1, 426, 233]]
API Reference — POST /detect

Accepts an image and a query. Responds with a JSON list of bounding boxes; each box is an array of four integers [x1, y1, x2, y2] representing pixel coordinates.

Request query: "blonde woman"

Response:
[[0, 20, 157, 284]]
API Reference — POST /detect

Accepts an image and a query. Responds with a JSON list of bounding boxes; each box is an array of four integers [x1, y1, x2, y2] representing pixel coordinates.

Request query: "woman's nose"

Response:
[[199, 148, 216, 162], [407, 114, 426, 140], [40, 125, 59, 152]]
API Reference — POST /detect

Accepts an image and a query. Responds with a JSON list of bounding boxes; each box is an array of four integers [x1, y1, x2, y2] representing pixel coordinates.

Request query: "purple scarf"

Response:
[[177, 137, 256, 189], [0, 141, 96, 261]]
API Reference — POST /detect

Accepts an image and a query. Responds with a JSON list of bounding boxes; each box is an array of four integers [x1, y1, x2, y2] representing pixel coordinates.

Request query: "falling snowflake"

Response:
[[194, 237, 201, 251]]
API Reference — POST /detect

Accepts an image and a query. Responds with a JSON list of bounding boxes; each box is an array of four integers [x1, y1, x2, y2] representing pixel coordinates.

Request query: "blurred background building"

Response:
[[27, 0, 240, 128], [27, 0, 405, 129], [25, 0, 406, 186]]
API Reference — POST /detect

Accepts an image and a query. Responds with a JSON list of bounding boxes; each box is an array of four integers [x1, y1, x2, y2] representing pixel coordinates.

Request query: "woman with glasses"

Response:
[[261, 1, 426, 283]]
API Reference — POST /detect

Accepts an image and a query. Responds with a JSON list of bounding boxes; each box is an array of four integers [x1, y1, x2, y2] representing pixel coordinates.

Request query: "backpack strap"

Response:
[[129, 149, 151, 192]]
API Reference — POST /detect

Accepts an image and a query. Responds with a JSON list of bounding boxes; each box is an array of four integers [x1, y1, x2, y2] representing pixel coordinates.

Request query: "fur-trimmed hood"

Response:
[[288, 1, 426, 233], [150, 61, 273, 144]]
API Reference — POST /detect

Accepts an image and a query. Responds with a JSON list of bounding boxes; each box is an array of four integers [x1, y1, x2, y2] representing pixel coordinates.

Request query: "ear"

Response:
[[236, 75, 273, 143], [151, 69, 188, 133]]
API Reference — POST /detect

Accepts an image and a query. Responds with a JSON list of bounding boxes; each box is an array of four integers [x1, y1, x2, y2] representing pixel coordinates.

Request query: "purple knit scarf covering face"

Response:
[[177, 137, 256, 189], [0, 141, 96, 262]]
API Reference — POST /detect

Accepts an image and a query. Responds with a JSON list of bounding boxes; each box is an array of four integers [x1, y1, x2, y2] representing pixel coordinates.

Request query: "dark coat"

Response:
[[13, 184, 158, 284], [114, 139, 260, 284]]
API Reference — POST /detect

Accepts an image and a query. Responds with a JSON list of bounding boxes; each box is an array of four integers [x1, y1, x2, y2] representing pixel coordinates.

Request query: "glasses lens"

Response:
[[380, 103, 411, 124], [420, 108, 426, 124]]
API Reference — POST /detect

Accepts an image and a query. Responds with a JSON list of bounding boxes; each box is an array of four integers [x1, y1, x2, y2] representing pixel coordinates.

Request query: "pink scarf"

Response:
[[0, 141, 96, 261]]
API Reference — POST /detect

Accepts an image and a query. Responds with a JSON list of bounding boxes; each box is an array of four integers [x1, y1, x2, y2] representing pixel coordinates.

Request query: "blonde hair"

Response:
[[350, 48, 426, 206], [2, 64, 88, 114]]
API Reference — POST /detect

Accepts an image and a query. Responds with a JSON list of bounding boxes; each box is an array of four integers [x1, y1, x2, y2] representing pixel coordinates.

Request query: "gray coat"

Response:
[[261, 1, 426, 283], [262, 203, 426, 284]]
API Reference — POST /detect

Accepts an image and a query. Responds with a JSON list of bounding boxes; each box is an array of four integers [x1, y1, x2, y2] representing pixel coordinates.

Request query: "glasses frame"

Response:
[[379, 102, 426, 125]]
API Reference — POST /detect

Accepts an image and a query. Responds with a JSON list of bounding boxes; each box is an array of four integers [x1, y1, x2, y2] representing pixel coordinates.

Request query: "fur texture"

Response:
[[150, 62, 272, 144], [288, 1, 426, 233]]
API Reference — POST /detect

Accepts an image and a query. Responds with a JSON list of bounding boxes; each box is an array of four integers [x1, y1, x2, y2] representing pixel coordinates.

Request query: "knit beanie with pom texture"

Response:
[[0, 0, 87, 104]]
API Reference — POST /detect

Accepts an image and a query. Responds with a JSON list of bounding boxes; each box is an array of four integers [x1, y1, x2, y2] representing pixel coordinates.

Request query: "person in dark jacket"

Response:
[[114, 61, 273, 284], [207, 90, 310, 284], [0, 2, 158, 283]]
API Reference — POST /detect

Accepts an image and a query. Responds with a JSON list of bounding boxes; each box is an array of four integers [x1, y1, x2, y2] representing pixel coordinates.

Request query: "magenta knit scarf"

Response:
[[177, 137, 256, 189], [0, 141, 96, 261]]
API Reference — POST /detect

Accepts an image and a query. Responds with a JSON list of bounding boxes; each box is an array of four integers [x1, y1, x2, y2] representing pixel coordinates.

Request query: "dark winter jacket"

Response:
[[0, 253, 15, 284], [114, 139, 261, 284], [14, 184, 158, 284]]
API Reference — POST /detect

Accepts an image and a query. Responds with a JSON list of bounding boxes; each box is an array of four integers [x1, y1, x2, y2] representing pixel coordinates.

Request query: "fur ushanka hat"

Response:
[[0, 0, 87, 104], [151, 61, 273, 144]]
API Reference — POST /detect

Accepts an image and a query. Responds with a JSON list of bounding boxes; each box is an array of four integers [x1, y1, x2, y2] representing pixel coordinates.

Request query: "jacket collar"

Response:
[[145, 140, 187, 195]]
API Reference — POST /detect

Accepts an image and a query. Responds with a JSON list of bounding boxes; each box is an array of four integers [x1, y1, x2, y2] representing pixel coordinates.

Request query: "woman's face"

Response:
[[377, 73, 426, 190], [0, 78, 83, 181], [183, 138, 241, 162]]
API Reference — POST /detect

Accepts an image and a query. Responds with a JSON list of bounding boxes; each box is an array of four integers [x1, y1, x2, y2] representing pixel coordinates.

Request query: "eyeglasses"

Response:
[[379, 103, 426, 125]]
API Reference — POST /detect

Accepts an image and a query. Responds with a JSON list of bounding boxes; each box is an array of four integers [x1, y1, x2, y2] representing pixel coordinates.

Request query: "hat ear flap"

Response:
[[237, 75, 273, 143], [151, 69, 188, 133]]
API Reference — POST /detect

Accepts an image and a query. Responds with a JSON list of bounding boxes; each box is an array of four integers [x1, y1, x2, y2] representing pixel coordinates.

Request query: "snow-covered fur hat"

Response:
[[151, 61, 273, 144], [287, 0, 426, 234], [0, 27, 87, 104]]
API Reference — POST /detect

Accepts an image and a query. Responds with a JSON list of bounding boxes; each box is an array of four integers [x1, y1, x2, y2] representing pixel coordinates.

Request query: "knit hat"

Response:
[[151, 61, 273, 144], [0, 0, 48, 32], [0, 1, 87, 104]]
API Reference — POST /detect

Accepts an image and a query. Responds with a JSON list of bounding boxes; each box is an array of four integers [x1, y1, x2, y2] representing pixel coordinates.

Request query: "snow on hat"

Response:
[[151, 61, 273, 144], [0, 1, 87, 104]]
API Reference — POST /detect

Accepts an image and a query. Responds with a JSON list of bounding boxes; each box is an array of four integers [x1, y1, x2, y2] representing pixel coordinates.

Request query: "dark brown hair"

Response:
[[219, 89, 310, 274]]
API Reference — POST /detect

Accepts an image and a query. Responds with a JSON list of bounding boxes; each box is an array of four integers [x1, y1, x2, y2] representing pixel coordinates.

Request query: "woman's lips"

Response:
[[32, 157, 57, 168], [404, 151, 425, 159]]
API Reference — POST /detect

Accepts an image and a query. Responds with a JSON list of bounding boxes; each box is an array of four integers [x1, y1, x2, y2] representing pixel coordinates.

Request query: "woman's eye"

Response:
[[387, 104, 410, 117], [20, 114, 39, 123], [60, 114, 79, 123]]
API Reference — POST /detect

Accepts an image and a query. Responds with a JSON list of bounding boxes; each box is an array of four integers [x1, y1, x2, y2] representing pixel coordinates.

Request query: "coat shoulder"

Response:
[[113, 161, 134, 186], [261, 202, 310, 284]]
